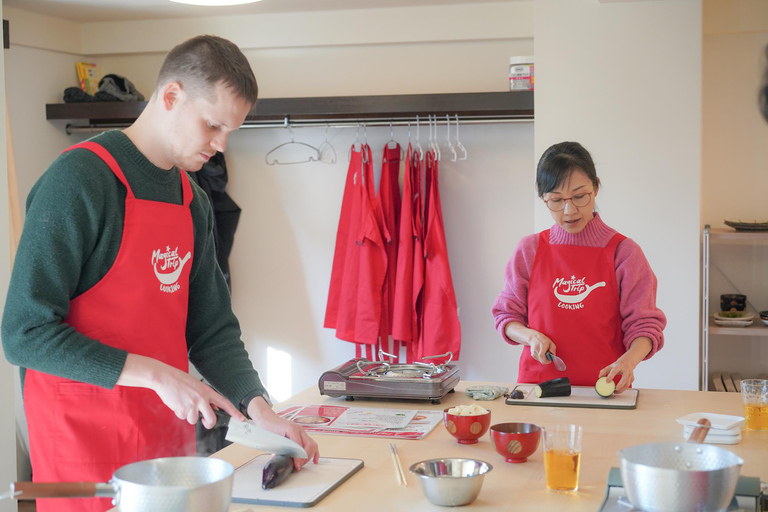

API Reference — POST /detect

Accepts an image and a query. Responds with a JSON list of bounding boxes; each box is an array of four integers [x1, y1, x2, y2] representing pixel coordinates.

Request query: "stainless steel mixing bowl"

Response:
[[409, 458, 492, 507]]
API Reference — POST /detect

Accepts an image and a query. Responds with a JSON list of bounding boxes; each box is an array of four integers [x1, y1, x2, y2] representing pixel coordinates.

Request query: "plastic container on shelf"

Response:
[[509, 56, 534, 91]]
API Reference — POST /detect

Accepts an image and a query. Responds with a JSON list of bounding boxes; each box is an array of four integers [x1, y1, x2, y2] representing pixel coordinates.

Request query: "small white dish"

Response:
[[713, 317, 753, 327], [714, 312, 754, 321], [676, 412, 745, 431], [682, 426, 742, 445], [761, 319, 768, 326]]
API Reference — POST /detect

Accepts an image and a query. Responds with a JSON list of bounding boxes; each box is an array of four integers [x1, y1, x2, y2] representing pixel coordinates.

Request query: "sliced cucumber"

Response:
[[595, 376, 616, 398], [534, 377, 571, 398]]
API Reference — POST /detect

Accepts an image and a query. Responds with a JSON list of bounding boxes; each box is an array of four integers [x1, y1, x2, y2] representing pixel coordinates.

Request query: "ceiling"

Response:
[[2, 0, 513, 23]]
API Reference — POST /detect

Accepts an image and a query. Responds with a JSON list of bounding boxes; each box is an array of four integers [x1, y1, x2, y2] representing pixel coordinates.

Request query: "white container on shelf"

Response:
[[509, 56, 534, 91]]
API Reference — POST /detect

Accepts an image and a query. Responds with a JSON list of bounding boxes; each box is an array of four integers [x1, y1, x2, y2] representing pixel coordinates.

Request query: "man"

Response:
[[2, 35, 318, 512]]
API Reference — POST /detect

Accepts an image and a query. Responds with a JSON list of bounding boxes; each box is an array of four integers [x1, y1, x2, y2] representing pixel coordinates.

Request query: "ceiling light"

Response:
[[170, 0, 263, 5]]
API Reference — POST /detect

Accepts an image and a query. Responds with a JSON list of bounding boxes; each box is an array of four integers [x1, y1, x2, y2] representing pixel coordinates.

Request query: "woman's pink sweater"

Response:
[[491, 213, 666, 358]]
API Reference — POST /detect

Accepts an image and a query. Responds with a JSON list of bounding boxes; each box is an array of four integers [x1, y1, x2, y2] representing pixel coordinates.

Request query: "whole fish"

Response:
[[262, 454, 295, 490]]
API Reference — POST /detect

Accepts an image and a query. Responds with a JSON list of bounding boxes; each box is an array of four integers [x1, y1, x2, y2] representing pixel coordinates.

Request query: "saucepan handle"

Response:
[[10, 482, 114, 500], [688, 418, 711, 444]]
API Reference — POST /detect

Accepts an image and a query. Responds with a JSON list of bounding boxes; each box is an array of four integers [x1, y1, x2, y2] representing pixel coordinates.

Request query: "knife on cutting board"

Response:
[[225, 418, 308, 458]]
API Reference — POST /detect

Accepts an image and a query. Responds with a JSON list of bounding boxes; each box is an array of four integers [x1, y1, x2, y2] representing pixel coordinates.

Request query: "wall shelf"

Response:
[[46, 91, 534, 132]]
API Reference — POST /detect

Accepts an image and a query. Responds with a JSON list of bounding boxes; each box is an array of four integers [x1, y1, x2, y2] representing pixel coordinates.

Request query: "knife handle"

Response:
[[545, 351, 554, 362]]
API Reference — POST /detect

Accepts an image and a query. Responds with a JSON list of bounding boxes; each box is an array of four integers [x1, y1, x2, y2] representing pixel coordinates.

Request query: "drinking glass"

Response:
[[542, 424, 582, 492], [741, 379, 768, 431]]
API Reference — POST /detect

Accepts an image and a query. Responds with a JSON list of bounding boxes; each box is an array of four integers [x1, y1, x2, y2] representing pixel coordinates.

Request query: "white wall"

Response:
[[3, 0, 712, 441], [94, 44, 538, 397], [701, 0, 768, 387], [3, 3, 535, 406], [534, 0, 703, 390], [702, 1, 768, 228], [0, 3, 20, 509]]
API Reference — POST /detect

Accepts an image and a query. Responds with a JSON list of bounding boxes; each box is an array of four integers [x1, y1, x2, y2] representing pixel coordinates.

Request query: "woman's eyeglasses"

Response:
[[543, 191, 593, 212]]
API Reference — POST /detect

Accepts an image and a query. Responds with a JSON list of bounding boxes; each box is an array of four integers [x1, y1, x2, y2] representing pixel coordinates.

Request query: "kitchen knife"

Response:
[[225, 418, 308, 458], [545, 351, 567, 371]]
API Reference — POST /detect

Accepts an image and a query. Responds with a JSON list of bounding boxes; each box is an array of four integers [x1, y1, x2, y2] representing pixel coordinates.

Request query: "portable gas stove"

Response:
[[599, 468, 767, 512], [318, 351, 459, 404]]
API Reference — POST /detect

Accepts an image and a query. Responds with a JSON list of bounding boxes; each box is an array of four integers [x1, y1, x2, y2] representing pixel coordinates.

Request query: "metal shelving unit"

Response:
[[701, 226, 768, 390]]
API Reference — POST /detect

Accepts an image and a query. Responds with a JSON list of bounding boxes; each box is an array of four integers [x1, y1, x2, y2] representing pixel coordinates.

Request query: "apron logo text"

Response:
[[552, 275, 606, 307], [151, 246, 192, 293]]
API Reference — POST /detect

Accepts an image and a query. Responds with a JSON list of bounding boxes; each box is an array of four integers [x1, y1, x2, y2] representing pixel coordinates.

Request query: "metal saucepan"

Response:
[[618, 419, 744, 512], [4, 457, 234, 512]]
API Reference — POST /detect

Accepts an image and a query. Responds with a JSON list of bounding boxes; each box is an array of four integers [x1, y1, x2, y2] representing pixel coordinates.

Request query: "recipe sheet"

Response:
[[277, 405, 442, 440]]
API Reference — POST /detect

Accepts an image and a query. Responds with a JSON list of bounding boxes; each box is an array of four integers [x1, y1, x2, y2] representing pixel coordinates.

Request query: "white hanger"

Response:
[[318, 123, 337, 164], [455, 114, 468, 161], [445, 114, 458, 162], [265, 117, 321, 165], [415, 116, 425, 162], [348, 123, 364, 163], [429, 115, 441, 161]]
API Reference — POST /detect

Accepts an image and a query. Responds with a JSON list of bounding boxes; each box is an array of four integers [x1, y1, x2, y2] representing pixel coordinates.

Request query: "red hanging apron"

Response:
[[378, 144, 401, 357], [24, 141, 196, 512], [420, 150, 461, 362], [334, 145, 388, 359], [391, 145, 425, 363], [520, 230, 626, 386], [324, 147, 363, 331]]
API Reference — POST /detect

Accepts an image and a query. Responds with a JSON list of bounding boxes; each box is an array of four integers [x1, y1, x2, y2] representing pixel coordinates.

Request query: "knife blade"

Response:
[[545, 351, 567, 371], [225, 418, 308, 458]]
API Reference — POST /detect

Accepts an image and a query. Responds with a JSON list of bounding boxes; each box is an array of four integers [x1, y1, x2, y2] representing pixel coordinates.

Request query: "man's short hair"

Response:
[[156, 35, 258, 106]]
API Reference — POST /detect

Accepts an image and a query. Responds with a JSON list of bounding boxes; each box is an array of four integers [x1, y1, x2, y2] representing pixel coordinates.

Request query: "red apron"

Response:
[[378, 145, 401, 356], [24, 141, 196, 512], [520, 230, 626, 386], [391, 145, 425, 363], [333, 145, 389, 358], [324, 147, 362, 331], [420, 150, 461, 362]]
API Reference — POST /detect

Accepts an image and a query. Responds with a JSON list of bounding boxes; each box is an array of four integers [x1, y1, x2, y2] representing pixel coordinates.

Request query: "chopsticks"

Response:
[[389, 443, 407, 486]]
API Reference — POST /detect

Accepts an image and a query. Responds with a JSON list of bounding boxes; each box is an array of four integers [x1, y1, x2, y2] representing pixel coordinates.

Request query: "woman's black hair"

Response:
[[760, 44, 768, 123], [536, 141, 599, 197]]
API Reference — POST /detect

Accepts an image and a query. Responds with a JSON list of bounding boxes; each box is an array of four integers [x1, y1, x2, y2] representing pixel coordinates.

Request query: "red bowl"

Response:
[[443, 407, 491, 444], [490, 422, 541, 463]]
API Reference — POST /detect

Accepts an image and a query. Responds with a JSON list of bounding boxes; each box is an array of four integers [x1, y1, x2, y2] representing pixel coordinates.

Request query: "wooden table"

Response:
[[214, 382, 768, 511]]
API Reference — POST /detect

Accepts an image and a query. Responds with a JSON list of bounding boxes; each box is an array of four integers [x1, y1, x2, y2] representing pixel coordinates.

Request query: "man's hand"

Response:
[[117, 353, 246, 428], [246, 396, 320, 471]]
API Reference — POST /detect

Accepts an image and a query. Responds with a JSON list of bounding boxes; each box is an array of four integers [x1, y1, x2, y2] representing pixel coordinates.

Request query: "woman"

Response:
[[492, 141, 666, 393]]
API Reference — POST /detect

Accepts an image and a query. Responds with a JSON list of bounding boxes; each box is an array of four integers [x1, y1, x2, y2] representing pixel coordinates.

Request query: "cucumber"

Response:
[[595, 376, 616, 398], [534, 377, 571, 398]]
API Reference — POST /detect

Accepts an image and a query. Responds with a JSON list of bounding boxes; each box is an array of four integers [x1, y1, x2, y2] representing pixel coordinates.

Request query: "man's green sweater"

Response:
[[1, 130, 266, 409]]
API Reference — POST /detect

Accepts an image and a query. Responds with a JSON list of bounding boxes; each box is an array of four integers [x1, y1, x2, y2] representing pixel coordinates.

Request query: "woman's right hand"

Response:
[[503, 322, 556, 365], [525, 331, 556, 365]]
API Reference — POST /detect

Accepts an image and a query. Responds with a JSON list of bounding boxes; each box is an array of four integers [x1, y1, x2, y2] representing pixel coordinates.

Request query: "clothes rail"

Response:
[[64, 116, 532, 135]]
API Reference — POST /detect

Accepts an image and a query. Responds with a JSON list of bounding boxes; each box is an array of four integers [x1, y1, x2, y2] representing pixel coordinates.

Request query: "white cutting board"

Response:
[[505, 385, 638, 410], [231, 455, 363, 508]]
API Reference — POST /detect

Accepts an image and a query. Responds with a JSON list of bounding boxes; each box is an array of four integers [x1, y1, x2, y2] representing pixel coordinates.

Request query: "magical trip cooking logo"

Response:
[[151, 246, 191, 293], [552, 275, 605, 310]]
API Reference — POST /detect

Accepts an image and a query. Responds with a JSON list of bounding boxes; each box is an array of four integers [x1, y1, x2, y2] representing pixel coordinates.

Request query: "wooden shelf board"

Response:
[[707, 228, 768, 244], [46, 91, 534, 124], [708, 318, 768, 337]]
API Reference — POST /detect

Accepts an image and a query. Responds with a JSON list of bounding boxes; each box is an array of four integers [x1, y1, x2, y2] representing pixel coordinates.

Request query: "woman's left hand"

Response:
[[598, 337, 653, 393], [598, 356, 637, 394]]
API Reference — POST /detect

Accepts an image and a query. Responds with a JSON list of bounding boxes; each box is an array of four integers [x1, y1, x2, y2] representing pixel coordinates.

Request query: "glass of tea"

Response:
[[741, 379, 768, 431], [542, 424, 582, 492]]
